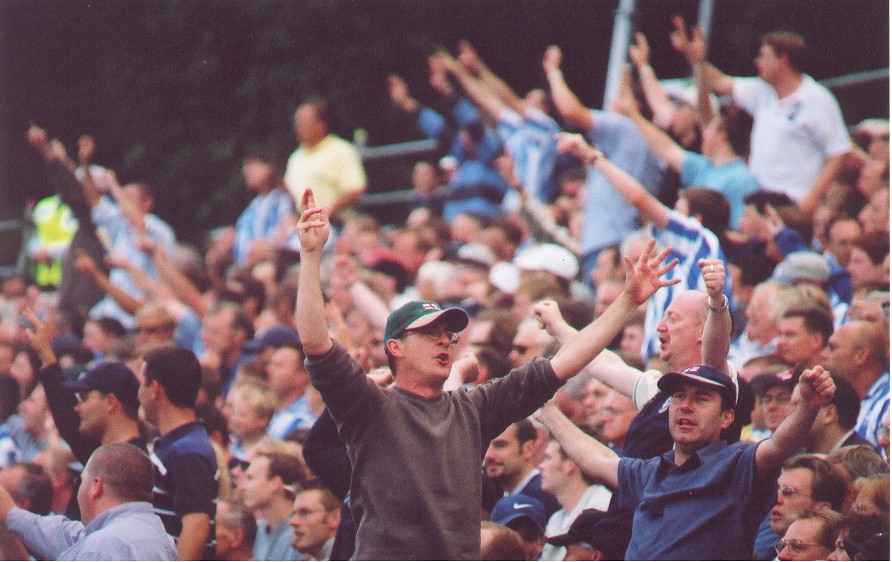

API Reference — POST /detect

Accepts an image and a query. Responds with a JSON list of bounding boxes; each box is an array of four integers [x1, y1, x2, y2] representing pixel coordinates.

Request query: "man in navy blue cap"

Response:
[[23, 309, 145, 467], [295, 188, 679, 560], [489, 494, 547, 561], [539, 362, 836, 560]]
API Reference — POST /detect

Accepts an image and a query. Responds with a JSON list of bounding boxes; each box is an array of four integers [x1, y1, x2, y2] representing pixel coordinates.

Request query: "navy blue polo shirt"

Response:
[[150, 420, 217, 553], [617, 440, 775, 561]]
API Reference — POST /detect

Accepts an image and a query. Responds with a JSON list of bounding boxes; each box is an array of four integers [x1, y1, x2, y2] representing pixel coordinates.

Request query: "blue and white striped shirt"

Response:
[[497, 107, 561, 202], [643, 210, 732, 361], [856, 371, 889, 453], [234, 187, 295, 265]]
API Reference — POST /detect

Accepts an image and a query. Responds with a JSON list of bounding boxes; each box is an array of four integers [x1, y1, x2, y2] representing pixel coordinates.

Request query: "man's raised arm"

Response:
[[295, 189, 334, 357], [556, 133, 670, 229], [534, 300, 642, 398], [543, 46, 594, 132], [755, 366, 836, 474], [538, 401, 620, 488], [698, 258, 732, 372], [549, 240, 679, 382], [670, 16, 734, 97]]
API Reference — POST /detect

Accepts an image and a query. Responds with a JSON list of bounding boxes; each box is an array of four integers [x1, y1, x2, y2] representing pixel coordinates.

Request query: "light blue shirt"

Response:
[[583, 110, 665, 255], [680, 152, 758, 229], [4, 501, 178, 561], [267, 395, 318, 440], [234, 187, 295, 265]]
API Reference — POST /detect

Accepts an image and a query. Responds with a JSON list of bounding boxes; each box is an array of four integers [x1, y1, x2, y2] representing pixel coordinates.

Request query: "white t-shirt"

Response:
[[732, 75, 851, 202]]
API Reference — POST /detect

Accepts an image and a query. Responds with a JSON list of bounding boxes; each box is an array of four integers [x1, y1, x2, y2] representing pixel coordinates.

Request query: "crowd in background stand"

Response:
[[0, 15, 889, 562]]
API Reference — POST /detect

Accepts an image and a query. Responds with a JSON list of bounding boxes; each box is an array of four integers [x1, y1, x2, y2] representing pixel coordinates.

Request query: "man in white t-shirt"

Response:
[[672, 21, 851, 214]]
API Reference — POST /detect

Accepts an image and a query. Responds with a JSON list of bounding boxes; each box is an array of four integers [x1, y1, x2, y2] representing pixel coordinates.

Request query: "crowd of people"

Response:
[[1, 15, 889, 561]]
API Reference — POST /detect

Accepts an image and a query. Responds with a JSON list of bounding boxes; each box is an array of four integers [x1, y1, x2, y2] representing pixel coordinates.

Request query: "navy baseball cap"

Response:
[[62, 361, 140, 413], [243, 325, 301, 353], [383, 301, 469, 343], [490, 494, 546, 532], [657, 364, 737, 406]]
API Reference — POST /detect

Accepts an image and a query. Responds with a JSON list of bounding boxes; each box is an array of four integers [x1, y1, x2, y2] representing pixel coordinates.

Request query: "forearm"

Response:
[[296, 252, 333, 356], [636, 65, 676, 129], [757, 399, 820, 471], [38, 364, 98, 465], [694, 63, 716, 125], [478, 65, 525, 115], [550, 292, 637, 381], [88, 268, 145, 315], [451, 66, 505, 123], [152, 252, 206, 315], [540, 404, 620, 488], [701, 298, 732, 371], [546, 71, 593, 131], [348, 281, 389, 330], [584, 350, 641, 398], [697, 61, 734, 96], [176, 513, 210, 561], [329, 189, 364, 217], [629, 112, 686, 171], [800, 154, 848, 215], [593, 156, 669, 229], [3, 508, 82, 561]]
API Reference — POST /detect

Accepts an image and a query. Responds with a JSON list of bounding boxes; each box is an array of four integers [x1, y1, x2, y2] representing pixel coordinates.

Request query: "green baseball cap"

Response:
[[383, 301, 469, 342]]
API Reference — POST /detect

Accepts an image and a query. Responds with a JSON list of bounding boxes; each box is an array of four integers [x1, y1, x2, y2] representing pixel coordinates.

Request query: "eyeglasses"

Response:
[[407, 325, 460, 345], [775, 538, 821, 554], [74, 392, 85, 404], [778, 484, 810, 500]]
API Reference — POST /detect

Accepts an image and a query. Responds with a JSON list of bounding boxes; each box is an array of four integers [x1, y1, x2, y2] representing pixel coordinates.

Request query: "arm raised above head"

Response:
[[295, 188, 334, 357]]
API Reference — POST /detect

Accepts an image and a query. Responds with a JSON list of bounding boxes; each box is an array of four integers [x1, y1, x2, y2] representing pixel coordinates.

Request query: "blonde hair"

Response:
[[228, 381, 277, 422]]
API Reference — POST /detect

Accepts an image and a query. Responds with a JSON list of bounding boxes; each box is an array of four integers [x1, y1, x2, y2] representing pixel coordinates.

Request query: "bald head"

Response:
[[84, 443, 153, 503]]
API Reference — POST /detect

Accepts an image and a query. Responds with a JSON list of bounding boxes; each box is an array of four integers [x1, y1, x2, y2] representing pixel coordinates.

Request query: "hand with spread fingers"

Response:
[[624, 239, 681, 305]]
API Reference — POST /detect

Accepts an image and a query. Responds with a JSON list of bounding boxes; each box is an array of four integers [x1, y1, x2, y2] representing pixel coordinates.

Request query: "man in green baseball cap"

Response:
[[294, 188, 679, 560]]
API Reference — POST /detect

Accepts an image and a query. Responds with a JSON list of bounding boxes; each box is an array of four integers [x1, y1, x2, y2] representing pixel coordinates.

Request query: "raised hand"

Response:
[[533, 299, 569, 336], [795, 366, 836, 410], [612, 67, 640, 117], [26, 123, 49, 152], [387, 74, 418, 112], [762, 204, 786, 238], [21, 308, 55, 366], [669, 16, 692, 56], [697, 258, 725, 301], [77, 135, 96, 166], [457, 40, 482, 75], [628, 32, 651, 68], [623, 239, 680, 305], [555, 132, 601, 163], [543, 45, 563, 74], [297, 188, 330, 254]]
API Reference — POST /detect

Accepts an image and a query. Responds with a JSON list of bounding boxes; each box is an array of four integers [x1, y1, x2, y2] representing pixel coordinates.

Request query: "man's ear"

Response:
[[386, 338, 404, 359], [90, 476, 104, 501], [520, 439, 537, 461], [720, 408, 735, 430]]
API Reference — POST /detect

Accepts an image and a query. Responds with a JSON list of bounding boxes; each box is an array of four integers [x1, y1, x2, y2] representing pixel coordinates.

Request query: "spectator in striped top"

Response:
[[233, 152, 296, 268], [821, 320, 890, 454], [136, 345, 217, 560], [555, 132, 732, 363]]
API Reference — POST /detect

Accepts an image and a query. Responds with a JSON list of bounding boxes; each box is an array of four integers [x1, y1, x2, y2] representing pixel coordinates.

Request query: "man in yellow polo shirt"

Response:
[[284, 98, 366, 222]]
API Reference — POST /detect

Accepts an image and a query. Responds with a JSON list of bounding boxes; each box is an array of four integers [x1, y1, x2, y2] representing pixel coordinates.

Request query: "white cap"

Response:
[[489, 262, 520, 294], [514, 243, 579, 280]]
